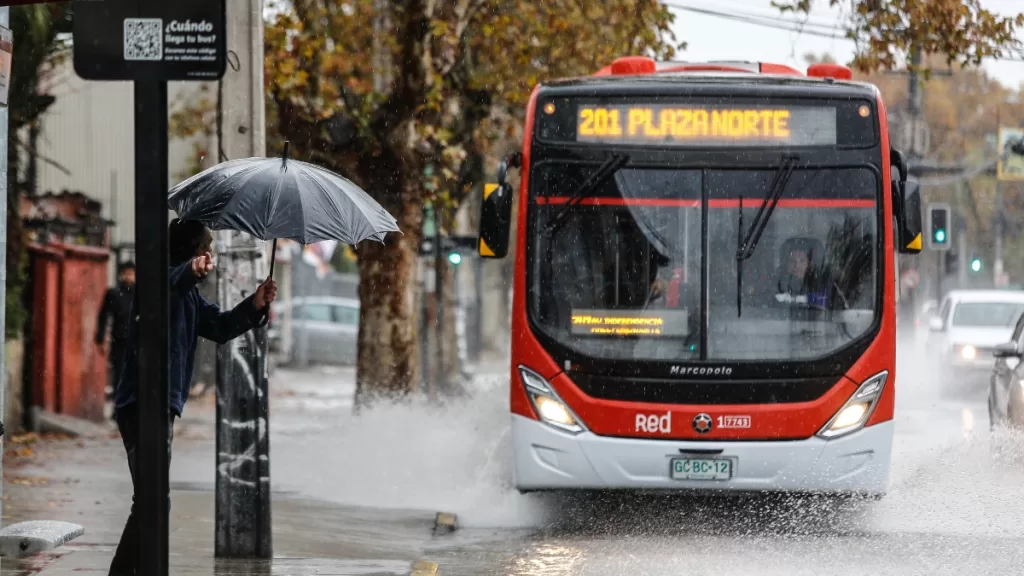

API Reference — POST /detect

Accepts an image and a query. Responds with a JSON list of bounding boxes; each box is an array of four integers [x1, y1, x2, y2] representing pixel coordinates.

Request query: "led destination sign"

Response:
[[575, 104, 837, 147], [571, 309, 690, 337]]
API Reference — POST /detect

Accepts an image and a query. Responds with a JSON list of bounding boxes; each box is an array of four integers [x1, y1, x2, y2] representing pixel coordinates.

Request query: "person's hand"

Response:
[[650, 279, 666, 299], [192, 252, 214, 278], [97, 341, 107, 357], [254, 277, 278, 310]]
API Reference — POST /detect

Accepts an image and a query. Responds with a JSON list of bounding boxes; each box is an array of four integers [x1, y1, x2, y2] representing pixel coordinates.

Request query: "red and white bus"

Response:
[[478, 57, 922, 497]]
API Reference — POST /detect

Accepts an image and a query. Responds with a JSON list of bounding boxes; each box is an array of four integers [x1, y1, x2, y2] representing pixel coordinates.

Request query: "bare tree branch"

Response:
[[15, 138, 71, 177]]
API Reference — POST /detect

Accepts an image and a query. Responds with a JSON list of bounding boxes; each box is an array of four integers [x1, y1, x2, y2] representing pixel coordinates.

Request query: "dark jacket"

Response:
[[96, 282, 135, 344], [114, 261, 267, 416]]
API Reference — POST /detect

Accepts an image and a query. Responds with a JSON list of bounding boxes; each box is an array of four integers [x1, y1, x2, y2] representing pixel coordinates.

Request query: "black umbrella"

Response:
[[167, 142, 401, 277]]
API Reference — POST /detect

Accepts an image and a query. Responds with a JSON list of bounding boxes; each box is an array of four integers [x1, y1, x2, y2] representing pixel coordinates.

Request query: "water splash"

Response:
[[278, 373, 549, 528]]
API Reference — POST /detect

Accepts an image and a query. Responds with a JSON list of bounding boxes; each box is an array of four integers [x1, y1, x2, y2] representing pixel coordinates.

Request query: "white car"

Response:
[[927, 290, 1024, 385], [267, 296, 360, 366]]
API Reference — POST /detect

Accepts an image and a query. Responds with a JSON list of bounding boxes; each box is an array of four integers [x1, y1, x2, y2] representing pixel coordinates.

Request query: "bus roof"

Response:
[[541, 72, 878, 101], [540, 58, 878, 101]]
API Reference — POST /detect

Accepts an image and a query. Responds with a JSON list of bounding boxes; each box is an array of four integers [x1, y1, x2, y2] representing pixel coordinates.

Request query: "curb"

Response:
[[31, 408, 113, 439], [410, 560, 438, 576]]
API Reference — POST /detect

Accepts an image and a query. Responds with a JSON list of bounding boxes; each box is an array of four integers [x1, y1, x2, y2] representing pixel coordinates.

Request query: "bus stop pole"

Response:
[[134, 79, 170, 575], [0, 5, 9, 527]]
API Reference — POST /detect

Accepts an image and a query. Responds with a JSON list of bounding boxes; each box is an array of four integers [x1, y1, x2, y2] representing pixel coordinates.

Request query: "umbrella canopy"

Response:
[[167, 143, 400, 246]]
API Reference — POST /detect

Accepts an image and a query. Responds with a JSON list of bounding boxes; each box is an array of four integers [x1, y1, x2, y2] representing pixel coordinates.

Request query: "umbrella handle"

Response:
[[269, 238, 277, 279], [263, 238, 278, 332]]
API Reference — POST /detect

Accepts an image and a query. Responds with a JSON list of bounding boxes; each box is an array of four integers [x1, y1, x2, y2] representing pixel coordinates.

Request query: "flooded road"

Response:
[[340, 337, 1024, 576], [7, 342, 1024, 575]]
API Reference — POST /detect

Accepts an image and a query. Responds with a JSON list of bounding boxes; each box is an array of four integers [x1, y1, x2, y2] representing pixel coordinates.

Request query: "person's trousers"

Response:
[[107, 341, 126, 401], [108, 404, 175, 576]]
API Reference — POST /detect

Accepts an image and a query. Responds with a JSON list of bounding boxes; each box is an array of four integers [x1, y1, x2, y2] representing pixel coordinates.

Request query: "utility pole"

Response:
[[473, 251, 483, 362], [956, 191, 968, 289], [906, 45, 928, 301], [994, 183, 1004, 287], [906, 46, 922, 151], [372, 0, 386, 93], [215, 0, 271, 558], [995, 110, 1005, 288], [433, 203, 444, 399]]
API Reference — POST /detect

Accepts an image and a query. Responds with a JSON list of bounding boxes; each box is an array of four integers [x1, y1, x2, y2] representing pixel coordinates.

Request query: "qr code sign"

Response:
[[123, 18, 163, 61]]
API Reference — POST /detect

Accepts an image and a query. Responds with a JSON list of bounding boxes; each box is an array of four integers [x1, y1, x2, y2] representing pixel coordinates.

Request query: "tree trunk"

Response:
[[26, 121, 39, 196], [6, 112, 25, 341], [354, 178, 424, 407]]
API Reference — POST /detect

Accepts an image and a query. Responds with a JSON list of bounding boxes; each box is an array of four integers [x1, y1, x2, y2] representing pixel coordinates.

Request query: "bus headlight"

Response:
[[518, 366, 586, 434], [818, 371, 888, 439]]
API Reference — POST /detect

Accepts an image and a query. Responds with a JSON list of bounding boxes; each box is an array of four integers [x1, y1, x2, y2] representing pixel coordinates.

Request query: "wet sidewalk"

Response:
[[0, 485, 437, 575], [0, 362, 512, 575], [0, 362, 500, 576]]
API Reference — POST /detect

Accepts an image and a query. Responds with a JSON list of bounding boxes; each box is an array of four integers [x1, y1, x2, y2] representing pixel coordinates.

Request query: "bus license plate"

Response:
[[670, 458, 732, 481]]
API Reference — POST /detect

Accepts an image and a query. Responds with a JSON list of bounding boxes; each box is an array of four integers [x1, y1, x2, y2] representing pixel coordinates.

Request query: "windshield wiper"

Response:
[[544, 154, 630, 237], [735, 154, 799, 318], [735, 154, 799, 261]]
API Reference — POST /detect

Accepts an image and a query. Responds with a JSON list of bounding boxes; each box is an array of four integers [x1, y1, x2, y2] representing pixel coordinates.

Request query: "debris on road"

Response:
[[433, 512, 457, 535]]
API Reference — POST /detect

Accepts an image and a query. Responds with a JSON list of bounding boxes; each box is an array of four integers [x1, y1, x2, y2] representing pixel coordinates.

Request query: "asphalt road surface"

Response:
[[10, 347, 1024, 575], [404, 337, 1024, 576]]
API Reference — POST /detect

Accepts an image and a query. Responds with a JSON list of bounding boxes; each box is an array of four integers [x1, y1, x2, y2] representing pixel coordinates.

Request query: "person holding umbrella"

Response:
[[107, 142, 397, 573], [108, 218, 277, 576]]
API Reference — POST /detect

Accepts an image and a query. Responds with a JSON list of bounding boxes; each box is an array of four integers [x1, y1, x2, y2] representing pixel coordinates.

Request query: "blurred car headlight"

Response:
[[518, 366, 586, 434], [958, 344, 977, 360], [818, 371, 888, 439]]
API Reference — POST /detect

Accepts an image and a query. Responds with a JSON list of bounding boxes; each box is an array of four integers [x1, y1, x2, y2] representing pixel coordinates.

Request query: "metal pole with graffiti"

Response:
[[214, 0, 271, 556]]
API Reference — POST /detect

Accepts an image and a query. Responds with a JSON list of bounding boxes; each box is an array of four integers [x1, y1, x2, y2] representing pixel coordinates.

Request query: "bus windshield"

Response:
[[530, 163, 879, 362]]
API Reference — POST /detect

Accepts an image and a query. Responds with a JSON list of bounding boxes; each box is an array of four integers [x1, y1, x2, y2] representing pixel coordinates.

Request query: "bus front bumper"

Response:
[[511, 414, 893, 496]]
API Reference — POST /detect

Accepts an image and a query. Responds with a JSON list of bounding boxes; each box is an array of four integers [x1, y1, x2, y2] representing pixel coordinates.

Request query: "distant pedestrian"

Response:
[[108, 219, 277, 576], [96, 261, 135, 405]]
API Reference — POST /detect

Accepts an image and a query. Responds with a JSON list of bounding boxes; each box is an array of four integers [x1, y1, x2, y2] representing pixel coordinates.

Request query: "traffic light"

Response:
[[970, 254, 982, 273], [927, 203, 951, 251], [420, 235, 477, 261]]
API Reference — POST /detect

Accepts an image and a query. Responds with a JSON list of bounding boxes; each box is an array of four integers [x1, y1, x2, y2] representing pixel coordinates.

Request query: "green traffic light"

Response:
[[448, 252, 462, 265], [934, 229, 946, 243], [971, 259, 982, 273]]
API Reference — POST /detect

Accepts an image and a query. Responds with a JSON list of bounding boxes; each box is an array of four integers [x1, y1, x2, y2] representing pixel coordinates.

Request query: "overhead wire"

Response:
[[662, 2, 1024, 184], [663, 2, 1024, 62]]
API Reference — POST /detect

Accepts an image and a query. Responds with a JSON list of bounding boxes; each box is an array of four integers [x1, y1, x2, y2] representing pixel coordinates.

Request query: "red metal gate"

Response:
[[28, 242, 109, 421]]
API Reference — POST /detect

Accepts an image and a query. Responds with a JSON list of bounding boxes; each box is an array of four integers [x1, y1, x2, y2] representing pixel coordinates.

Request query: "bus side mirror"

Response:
[[478, 152, 520, 259], [890, 148, 907, 184], [896, 179, 922, 254]]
